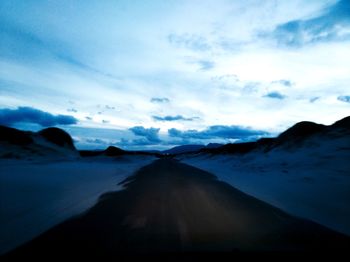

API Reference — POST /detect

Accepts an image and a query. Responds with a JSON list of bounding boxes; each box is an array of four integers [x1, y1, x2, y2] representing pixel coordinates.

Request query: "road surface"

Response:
[[7, 159, 350, 257]]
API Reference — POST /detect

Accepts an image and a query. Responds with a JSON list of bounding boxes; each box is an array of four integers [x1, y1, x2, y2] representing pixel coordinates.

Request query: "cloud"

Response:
[[105, 105, 115, 110], [0, 19, 111, 77], [67, 108, 78, 113], [168, 125, 267, 141], [198, 60, 215, 71], [85, 138, 108, 145], [264, 91, 286, 99], [168, 33, 211, 51], [0, 106, 78, 127], [338, 95, 350, 103], [150, 97, 170, 103], [129, 126, 161, 142], [117, 138, 157, 147], [267, 0, 350, 46], [271, 79, 294, 87], [102, 120, 109, 124], [85, 116, 93, 120], [152, 115, 198, 121], [309, 96, 320, 103]]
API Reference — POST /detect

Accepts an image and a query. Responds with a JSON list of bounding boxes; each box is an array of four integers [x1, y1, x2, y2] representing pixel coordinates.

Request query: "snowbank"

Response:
[[181, 134, 350, 236], [0, 156, 155, 254]]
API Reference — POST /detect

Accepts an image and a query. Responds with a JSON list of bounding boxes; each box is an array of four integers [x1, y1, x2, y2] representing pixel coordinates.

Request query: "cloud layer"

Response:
[[0, 0, 349, 149], [152, 115, 197, 121], [0, 107, 78, 127]]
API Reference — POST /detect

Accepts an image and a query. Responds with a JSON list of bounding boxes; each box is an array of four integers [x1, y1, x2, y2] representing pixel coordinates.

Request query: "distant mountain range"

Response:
[[1, 116, 349, 159], [162, 143, 223, 154]]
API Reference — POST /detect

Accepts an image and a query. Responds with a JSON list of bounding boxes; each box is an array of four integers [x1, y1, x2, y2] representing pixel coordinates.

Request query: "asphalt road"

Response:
[[6, 159, 350, 257]]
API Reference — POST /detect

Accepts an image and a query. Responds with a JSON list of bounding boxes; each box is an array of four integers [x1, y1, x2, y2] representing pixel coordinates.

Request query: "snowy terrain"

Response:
[[181, 132, 350, 236], [0, 155, 156, 254]]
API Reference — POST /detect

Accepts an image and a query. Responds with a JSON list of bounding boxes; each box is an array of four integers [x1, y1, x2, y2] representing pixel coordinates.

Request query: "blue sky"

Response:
[[0, 0, 349, 150]]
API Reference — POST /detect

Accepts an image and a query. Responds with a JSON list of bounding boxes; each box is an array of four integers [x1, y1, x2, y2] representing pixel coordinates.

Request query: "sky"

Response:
[[0, 0, 350, 150]]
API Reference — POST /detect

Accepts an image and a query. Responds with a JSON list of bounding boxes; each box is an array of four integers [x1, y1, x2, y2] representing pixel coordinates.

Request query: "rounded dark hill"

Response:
[[277, 121, 325, 141], [38, 127, 75, 150], [332, 116, 350, 129], [104, 146, 126, 156], [0, 125, 33, 145]]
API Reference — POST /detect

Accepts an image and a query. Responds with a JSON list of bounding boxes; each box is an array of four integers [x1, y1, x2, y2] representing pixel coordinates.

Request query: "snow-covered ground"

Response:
[[181, 134, 350, 236], [0, 155, 156, 254]]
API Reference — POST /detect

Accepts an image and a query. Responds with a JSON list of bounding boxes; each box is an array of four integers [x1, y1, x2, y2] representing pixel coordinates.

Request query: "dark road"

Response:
[[7, 159, 350, 257]]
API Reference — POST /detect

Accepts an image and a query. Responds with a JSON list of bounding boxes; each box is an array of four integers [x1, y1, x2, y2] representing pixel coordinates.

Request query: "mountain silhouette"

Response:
[[38, 127, 76, 150], [200, 116, 350, 155], [0, 125, 78, 159]]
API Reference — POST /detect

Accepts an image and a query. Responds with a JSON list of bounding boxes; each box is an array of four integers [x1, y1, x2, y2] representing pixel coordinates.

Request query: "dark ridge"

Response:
[[199, 121, 326, 155], [201, 142, 258, 154], [206, 143, 224, 149], [163, 144, 205, 154], [0, 125, 33, 145], [79, 148, 163, 158], [79, 150, 104, 157], [38, 127, 76, 150], [332, 116, 350, 129], [197, 116, 350, 156], [104, 146, 126, 156], [277, 121, 326, 141]]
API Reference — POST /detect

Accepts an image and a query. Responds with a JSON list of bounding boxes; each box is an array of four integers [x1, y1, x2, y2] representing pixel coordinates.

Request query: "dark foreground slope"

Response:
[[6, 159, 350, 258]]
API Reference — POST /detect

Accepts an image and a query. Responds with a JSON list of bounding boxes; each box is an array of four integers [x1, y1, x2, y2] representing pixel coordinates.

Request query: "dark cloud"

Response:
[[168, 33, 211, 51], [271, 79, 293, 87], [152, 115, 198, 122], [0, 106, 78, 127], [263, 91, 286, 99], [168, 125, 267, 140], [266, 0, 350, 46], [198, 60, 215, 71], [338, 95, 350, 103], [150, 97, 170, 103], [129, 126, 161, 143], [309, 97, 320, 103], [67, 108, 78, 113], [85, 116, 93, 120]]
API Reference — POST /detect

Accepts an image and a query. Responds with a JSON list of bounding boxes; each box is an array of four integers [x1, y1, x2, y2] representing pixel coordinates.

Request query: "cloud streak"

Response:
[[168, 33, 211, 51], [267, 0, 350, 47], [0, 107, 78, 127], [264, 91, 286, 100], [150, 97, 170, 103], [152, 115, 198, 122]]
